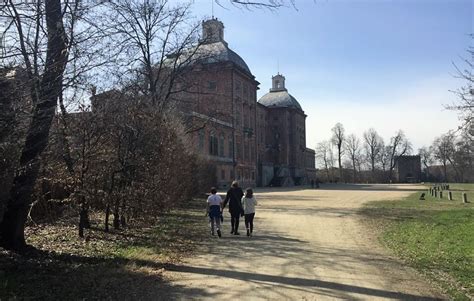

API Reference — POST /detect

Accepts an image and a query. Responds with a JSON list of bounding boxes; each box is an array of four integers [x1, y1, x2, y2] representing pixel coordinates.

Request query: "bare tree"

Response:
[[387, 130, 412, 182], [432, 133, 455, 182], [316, 141, 332, 182], [0, 0, 71, 250], [363, 128, 383, 182], [418, 146, 434, 180], [452, 129, 473, 182], [105, 0, 201, 110], [331, 122, 345, 180], [344, 133, 361, 183], [447, 34, 473, 132]]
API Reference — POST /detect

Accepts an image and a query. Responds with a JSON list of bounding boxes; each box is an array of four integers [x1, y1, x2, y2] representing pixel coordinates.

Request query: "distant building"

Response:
[[395, 155, 421, 183]]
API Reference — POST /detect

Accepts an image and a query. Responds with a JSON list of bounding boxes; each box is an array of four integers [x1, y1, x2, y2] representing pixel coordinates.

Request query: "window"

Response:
[[228, 135, 233, 158], [219, 134, 225, 157], [235, 80, 241, 92], [230, 170, 234, 180], [221, 169, 225, 180], [251, 172, 255, 181], [236, 142, 241, 159], [208, 81, 217, 91], [209, 132, 218, 156], [236, 111, 241, 126]]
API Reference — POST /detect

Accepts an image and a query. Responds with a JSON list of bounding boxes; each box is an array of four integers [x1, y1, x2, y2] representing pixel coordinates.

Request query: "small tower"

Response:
[[270, 73, 287, 92], [201, 18, 226, 45]]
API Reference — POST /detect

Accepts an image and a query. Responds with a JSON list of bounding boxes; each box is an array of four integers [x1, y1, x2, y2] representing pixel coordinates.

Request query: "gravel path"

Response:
[[164, 184, 446, 300]]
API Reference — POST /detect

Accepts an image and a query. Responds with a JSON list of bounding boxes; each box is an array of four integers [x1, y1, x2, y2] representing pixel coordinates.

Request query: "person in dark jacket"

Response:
[[223, 180, 244, 235]]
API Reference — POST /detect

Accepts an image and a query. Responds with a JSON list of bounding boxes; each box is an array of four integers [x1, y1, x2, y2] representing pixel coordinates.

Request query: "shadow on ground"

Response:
[[164, 227, 442, 300], [0, 248, 210, 300]]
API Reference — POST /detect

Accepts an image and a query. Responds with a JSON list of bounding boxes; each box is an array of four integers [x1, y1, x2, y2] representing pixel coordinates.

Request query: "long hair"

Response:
[[245, 188, 253, 198]]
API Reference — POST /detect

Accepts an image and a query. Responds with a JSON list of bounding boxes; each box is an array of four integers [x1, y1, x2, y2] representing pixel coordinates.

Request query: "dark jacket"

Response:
[[223, 186, 244, 215]]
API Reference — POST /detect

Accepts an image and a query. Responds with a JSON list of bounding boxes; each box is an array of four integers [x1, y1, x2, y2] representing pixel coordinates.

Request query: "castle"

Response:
[[177, 19, 316, 188]]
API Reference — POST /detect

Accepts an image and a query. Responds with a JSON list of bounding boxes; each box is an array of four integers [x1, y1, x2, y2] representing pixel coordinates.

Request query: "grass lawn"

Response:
[[361, 183, 474, 300], [0, 198, 209, 300]]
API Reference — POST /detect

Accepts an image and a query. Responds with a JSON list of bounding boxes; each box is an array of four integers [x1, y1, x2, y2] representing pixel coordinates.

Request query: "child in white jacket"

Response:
[[241, 188, 258, 237]]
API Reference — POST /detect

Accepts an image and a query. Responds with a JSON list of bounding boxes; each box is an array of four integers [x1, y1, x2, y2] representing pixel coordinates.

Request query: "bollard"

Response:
[[462, 192, 468, 203], [448, 191, 453, 201], [439, 191, 443, 199], [446, 184, 450, 190], [434, 190, 438, 198]]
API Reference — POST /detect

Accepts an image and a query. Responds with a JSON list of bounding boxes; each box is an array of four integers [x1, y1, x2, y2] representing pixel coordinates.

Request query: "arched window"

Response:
[[209, 131, 218, 156], [219, 134, 225, 157]]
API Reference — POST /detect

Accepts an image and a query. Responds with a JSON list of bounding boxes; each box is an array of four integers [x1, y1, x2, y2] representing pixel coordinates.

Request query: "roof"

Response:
[[167, 41, 252, 75], [258, 90, 303, 110]]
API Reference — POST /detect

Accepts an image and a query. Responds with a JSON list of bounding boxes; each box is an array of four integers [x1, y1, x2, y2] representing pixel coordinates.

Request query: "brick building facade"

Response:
[[179, 19, 316, 188]]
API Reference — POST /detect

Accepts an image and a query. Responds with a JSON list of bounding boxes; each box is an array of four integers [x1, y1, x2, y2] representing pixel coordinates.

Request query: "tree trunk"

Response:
[[352, 158, 356, 183], [338, 148, 342, 180], [105, 203, 110, 232], [113, 198, 120, 230], [0, 0, 68, 250], [78, 200, 90, 238], [120, 198, 126, 227]]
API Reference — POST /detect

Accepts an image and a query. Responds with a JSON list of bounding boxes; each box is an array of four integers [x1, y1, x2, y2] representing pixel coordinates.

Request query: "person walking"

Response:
[[206, 187, 223, 238], [223, 180, 244, 235], [241, 188, 258, 237]]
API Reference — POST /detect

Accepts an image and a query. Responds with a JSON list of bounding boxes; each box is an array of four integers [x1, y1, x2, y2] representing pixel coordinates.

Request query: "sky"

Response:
[[191, 0, 472, 151]]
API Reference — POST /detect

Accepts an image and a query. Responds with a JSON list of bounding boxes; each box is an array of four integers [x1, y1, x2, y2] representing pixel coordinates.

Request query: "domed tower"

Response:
[[172, 18, 260, 189], [257, 74, 310, 186]]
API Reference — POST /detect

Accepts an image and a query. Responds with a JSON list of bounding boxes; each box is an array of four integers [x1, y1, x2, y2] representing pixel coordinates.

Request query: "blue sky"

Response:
[[192, 0, 472, 151]]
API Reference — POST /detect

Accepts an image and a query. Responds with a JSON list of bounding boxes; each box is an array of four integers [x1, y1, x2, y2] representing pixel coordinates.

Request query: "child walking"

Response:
[[207, 187, 223, 237], [241, 188, 258, 237]]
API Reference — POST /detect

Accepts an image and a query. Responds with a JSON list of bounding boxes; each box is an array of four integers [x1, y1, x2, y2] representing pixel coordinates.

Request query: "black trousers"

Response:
[[244, 213, 255, 233], [230, 212, 240, 233]]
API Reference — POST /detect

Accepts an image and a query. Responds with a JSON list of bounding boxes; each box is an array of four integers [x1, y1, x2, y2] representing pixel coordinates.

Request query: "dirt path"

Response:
[[164, 184, 445, 300]]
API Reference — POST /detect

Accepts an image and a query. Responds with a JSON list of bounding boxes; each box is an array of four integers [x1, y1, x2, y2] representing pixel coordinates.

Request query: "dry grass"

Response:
[[0, 199, 208, 300]]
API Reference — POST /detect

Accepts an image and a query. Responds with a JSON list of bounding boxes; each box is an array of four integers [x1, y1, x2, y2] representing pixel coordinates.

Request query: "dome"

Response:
[[258, 90, 302, 110], [165, 19, 252, 75], [193, 41, 251, 74], [258, 74, 302, 110]]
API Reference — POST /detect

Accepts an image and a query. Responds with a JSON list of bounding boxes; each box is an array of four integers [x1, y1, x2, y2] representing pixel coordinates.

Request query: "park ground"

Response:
[[1, 184, 472, 300]]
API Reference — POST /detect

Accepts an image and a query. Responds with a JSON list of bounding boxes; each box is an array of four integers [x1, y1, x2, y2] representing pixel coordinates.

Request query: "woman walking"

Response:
[[223, 181, 244, 235], [241, 188, 258, 237], [207, 187, 223, 237]]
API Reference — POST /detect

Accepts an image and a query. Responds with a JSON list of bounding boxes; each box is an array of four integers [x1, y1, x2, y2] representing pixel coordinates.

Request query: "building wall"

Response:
[[395, 155, 421, 183], [178, 62, 259, 188]]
